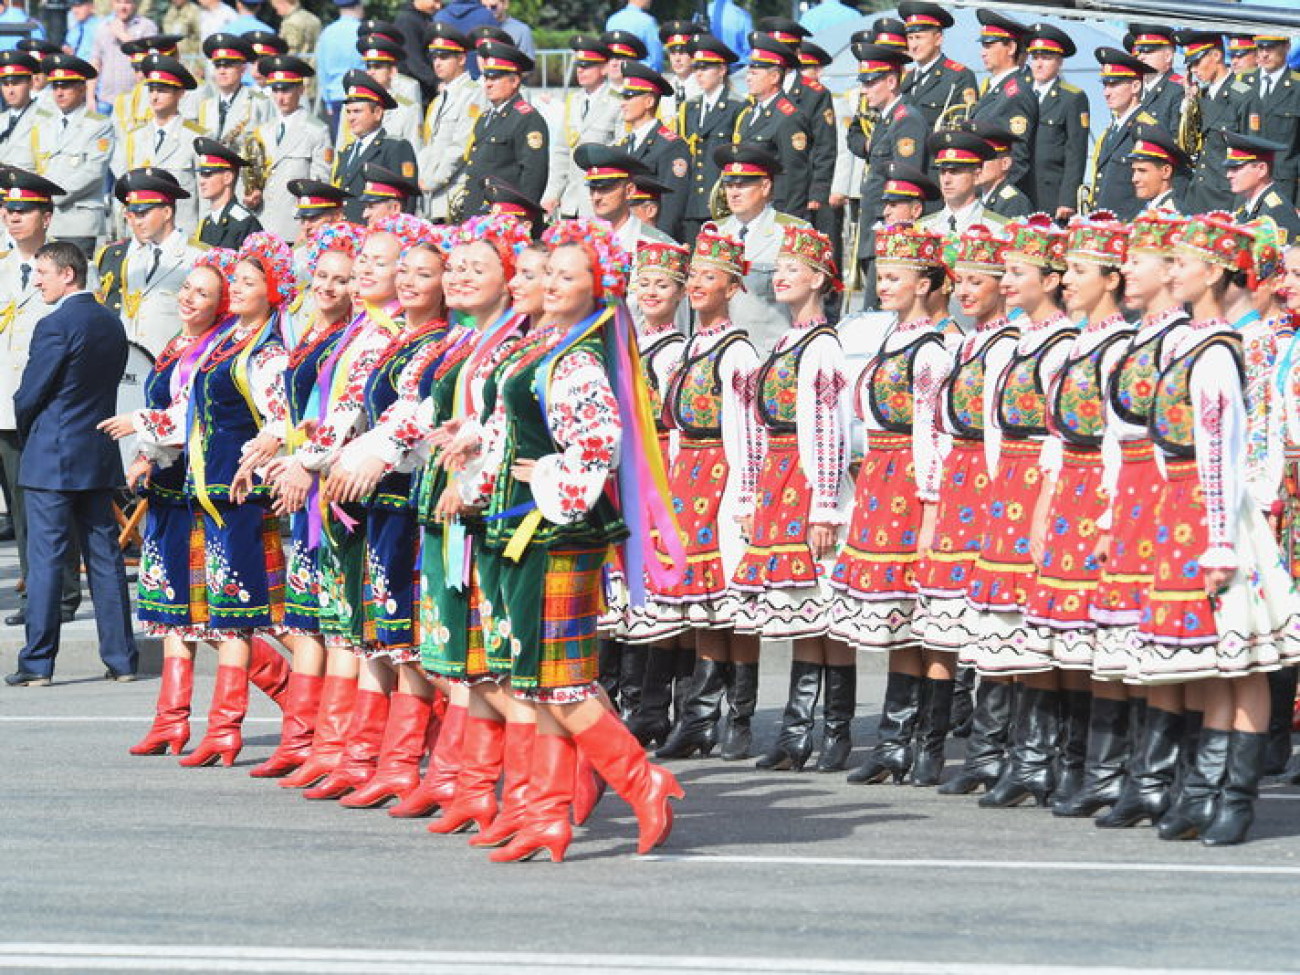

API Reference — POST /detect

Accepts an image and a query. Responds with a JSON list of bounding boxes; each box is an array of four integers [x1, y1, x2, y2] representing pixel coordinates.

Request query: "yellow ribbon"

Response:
[[503, 509, 544, 563]]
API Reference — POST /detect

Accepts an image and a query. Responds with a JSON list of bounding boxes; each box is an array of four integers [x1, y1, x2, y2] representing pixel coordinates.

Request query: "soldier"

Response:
[[615, 60, 690, 241], [249, 55, 332, 244], [1247, 33, 1300, 205], [1229, 36, 1258, 77], [192, 136, 261, 247], [573, 144, 673, 254], [354, 34, 422, 148], [1126, 25, 1183, 135], [966, 121, 1033, 219], [30, 54, 113, 257], [601, 30, 647, 88], [112, 36, 182, 146], [1026, 23, 1090, 223], [1128, 123, 1190, 213], [711, 142, 809, 353], [659, 20, 702, 121], [1178, 30, 1257, 216], [1091, 47, 1158, 221], [96, 167, 202, 357], [918, 131, 1005, 234], [18, 39, 61, 111], [877, 162, 940, 225], [330, 69, 418, 223], [484, 175, 544, 235], [897, 1, 978, 132], [287, 178, 350, 239], [1225, 132, 1300, 239], [542, 35, 619, 221], [418, 26, 484, 223], [242, 31, 288, 87], [458, 41, 545, 220], [356, 162, 420, 225], [678, 36, 743, 243], [111, 55, 203, 232], [970, 11, 1036, 198], [734, 37, 811, 220], [358, 20, 422, 106], [629, 172, 670, 227], [0, 52, 41, 169], [195, 34, 271, 144]]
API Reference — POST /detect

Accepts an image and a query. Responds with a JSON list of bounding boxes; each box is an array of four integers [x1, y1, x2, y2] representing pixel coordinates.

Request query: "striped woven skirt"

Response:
[[198, 499, 285, 636]]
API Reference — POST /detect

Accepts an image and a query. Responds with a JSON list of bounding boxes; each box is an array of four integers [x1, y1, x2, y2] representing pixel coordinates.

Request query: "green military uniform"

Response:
[[195, 199, 262, 249]]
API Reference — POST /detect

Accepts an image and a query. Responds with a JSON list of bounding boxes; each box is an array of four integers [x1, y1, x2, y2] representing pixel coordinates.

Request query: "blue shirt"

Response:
[[317, 16, 364, 103], [224, 12, 274, 34], [502, 15, 534, 58], [799, 0, 859, 34], [0, 8, 43, 53], [708, 0, 751, 66], [605, 4, 662, 71], [435, 0, 497, 77], [64, 12, 99, 60]]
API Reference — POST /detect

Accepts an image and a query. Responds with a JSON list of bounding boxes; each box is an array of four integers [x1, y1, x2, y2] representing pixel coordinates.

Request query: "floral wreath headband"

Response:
[[236, 231, 296, 307], [193, 247, 238, 318], [372, 213, 448, 256], [636, 239, 691, 285], [1064, 211, 1131, 268], [304, 221, 365, 279], [543, 217, 632, 301], [779, 223, 842, 292], [449, 213, 534, 281]]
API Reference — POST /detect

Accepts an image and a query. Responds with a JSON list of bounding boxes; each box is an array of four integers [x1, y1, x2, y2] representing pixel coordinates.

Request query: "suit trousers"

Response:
[[20, 487, 137, 678], [0, 431, 80, 610]]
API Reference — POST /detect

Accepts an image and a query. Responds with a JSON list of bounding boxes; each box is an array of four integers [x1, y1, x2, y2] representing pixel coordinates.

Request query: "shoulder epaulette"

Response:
[[659, 125, 678, 141], [776, 97, 795, 116], [998, 185, 1018, 200], [1231, 80, 1252, 95], [805, 78, 826, 92], [1266, 190, 1283, 207], [943, 58, 966, 72], [1137, 111, 1157, 125], [1059, 81, 1081, 94], [96, 240, 127, 267], [183, 119, 204, 134], [85, 110, 106, 121], [515, 99, 533, 114], [773, 211, 811, 228]]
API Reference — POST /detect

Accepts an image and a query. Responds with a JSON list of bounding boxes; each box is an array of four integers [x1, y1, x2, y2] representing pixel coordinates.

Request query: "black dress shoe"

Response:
[[5, 671, 52, 687], [105, 669, 137, 683], [4, 610, 24, 626]]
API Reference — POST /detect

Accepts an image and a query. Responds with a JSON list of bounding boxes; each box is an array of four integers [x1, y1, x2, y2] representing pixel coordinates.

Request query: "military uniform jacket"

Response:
[[195, 198, 262, 249], [545, 83, 621, 218], [785, 74, 836, 206], [113, 83, 153, 147], [112, 116, 205, 231], [982, 179, 1033, 220], [734, 93, 812, 219], [0, 248, 54, 431], [1140, 73, 1185, 136], [901, 55, 978, 131], [419, 71, 486, 221], [679, 88, 744, 222], [460, 95, 548, 220], [1033, 78, 1089, 214], [848, 97, 926, 233], [619, 121, 690, 241], [331, 127, 419, 222], [1235, 182, 1300, 239], [255, 107, 333, 243], [30, 104, 114, 239], [1093, 107, 1157, 221], [970, 68, 1037, 193], [716, 205, 810, 355], [195, 84, 273, 144], [95, 229, 204, 358], [1184, 75, 1257, 216], [918, 200, 1007, 236], [1146, 188, 1182, 214], [1244, 68, 1300, 198], [0, 100, 40, 169]]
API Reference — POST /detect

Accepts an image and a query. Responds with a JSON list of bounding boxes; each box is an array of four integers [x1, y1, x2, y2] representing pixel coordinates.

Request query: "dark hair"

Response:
[[36, 241, 87, 288], [920, 265, 947, 294]]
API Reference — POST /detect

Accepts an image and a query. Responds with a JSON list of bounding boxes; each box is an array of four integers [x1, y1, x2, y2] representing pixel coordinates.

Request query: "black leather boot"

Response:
[[616, 642, 644, 720], [1157, 726, 1231, 841], [846, 671, 922, 784], [1263, 668, 1297, 776], [1050, 689, 1091, 810], [1097, 707, 1185, 828], [597, 638, 623, 707], [1168, 709, 1204, 809], [626, 646, 675, 747], [939, 680, 1015, 794], [1202, 730, 1267, 846], [980, 687, 1059, 808], [672, 648, 696, 725], [1053, 697, 1130, 817], [815, 664, 856, 772], [912, 677, 955, 787], [755, 660, 822, 771], [655, 658, 727, 759], [950, 666, 976, 738], [721, 662, 758, 761]]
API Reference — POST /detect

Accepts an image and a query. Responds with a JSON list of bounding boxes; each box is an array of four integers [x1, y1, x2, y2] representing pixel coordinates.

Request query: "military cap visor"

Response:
[[477, 40, 534, 74], [601, 30, 647, 60], [342, 69, 398, 108], [713, 143, 784, 181], [359, 163, 420, 202], [1027, 24, 1076, 58], [0, 169, 65, 210], [140, 54, 198, 89], [574, 143, 652, 183], [881, 163, 940, 202], [620, 61, 673, 98], [747, 35, 799, 70], [203, 33, 255, 62], [114, 167, 190, 209], [1223, 130, 1287, 167], [898, 1, 954, 32], [288, 177, 351, 216]]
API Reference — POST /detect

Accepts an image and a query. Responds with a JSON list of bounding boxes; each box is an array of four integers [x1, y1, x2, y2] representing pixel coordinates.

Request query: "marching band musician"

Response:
[[356, 19, 422, 104], [192, 136, 262, 248], [1178, 30, 1258, 216], [616, 60, 690, 241], [110, 35, 182, 148], [194, 33, 271, 143], [1091, 47, 1159, 221], [677, 36, 743, 245], [1127, 123, 1190, 214], [542, 35, 619, 221], [734, 37, 811, 222], [331, 69, 418, 223], [0, 52, 40, 169], [1026, 23, 1090, 224], [419, 24, 485, 223], [1127, 24, 1184, 135], [896, 1, 978, 134]]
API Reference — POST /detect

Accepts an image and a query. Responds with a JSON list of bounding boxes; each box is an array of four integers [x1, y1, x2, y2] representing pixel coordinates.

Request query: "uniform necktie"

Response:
[[218, 99, 230, 136], [145, 245, 162, 284], [154, 127, 165, 154], [60, 114, 68, 132], [738, 223, 748, 240], [1264, 75, 1275, 99], [20, 262, 29, 289], [948, 214, 957, 232], [0, 112, 17, 142], [580, 95, 589, 120], [277, 122, 285, 145], [675, 83, 686, 104]]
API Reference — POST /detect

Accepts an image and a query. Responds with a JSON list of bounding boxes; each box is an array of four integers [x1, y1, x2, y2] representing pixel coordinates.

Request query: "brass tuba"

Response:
[[1176, 82, 1205, 162], [709, 179, 731, 221]]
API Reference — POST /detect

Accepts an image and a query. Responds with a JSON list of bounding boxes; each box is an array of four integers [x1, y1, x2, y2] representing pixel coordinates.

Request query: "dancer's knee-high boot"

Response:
[[250, 672, 323, 777], [1202, 730, 1267, 846], [911, 677, 955, 787], [248, 637, 291, 708], [950, 666, 977, 738], [939, 680, 1015, 794], [302, 688, 391, 799], [755, 660, 822, 771], [179, 665, 249, 767], [656, 657, 727, 759], [427, 715, 504, 834], [490, 733, 575, 863], [1264, 668, 1297, 775], [339, 692, 435, 808], [389, 700, 465, 817], [815, 664, 856, 773], [1050, 689, 1091, 810], [980, 686, 1059, 807], [1054, 697, 1130, 817], [279, 674, 357, 788], [846, 671, 921, 784], [1157, 726, 1230, 841], [471, 722, 538, 846], [628, 647, 676, 747], [1097, 707, 1184, 828], [721, 662, 758, 761], [572, 711, 684, 854], [130, 656, 194, 756]]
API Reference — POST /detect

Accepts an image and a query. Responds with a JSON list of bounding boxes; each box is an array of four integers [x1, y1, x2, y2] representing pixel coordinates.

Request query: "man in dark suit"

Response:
[[734, 36, 812, 220], [1027, 23, 1091, 221], [1178, 30, 1258, 216], [678, 36, 743, 244], [7, 242, 138, 686], [616, 60, 690, 240], [1092, 47, 1158, 220], [330, 70, 419, 223]]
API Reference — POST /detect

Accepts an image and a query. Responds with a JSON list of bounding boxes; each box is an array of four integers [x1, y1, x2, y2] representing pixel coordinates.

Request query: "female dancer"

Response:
[[732, 225, 851, 772], [1137, 212, 1300, 845], [251, 222, 364, 779], [832, 223, 951, 783], [1022, 215, 1135, 816], [961, 214, 1076, 807], [653, 227, 763, 761], [912, 226, 1020, 792]]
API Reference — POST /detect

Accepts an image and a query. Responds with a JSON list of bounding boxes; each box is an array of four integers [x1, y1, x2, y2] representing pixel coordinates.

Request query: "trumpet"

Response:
[[1076, 182, 1094, 219]]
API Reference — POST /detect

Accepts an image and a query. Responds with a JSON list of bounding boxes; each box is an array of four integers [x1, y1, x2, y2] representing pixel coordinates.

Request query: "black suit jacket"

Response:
[[1034, 79, 1090, 213], [680, 91, 744, 222], [786, 75, 836, 206], [621, 122, 691, 241], [970, 68, 1037, 193], [735, 93, 812, 218], [1094, 109, 1156, 220], [462, 96, 548, 219], [332, 127, 420, 221], [901, 55, 978, 131], [15, 292, 127, 491], [1140, 73, 1185, 136]]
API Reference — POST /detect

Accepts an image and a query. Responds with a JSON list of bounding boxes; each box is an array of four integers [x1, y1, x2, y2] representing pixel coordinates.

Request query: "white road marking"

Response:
[[0, 944, 1283, 975]]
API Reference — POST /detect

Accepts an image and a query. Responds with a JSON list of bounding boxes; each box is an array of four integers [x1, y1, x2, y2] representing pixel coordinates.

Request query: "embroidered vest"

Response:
[[864, 331, 946, 434], [756, 325, 836, 433], [942, 326, 1019, 441], [995, 327, 1078, 440], [665, 331, 750, 438], [1050, 328, 1134, 449], [1149, 332, 1243, 459]]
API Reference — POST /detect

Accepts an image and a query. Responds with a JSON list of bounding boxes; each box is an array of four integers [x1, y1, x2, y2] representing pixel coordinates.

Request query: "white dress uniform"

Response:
[[660, 72, 702, 132], [194, 83, 273, 145], [29, 104, 114, 243], [918, 198, 1007, 235], [830, 85, 865, 210], [254, 107, 333, 243], [0, 247, 54, 433], [417, 71, 485, 221], [544, 83, 622, 218], [114, 229, 205, 357], [392, 71, 420, 105], [111, 117, 205, 231], [0, 100, 41, 169], [715, 205, 811, 355]]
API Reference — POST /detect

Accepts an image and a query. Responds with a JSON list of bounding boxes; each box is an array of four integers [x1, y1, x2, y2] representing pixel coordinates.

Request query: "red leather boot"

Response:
[[572, 710, 685, 854], [389, 702, 464, 818], [130, 656, 194, 756], [572, 751, 606, 826], [489, 733, 575, 863], [250, 672, 324, 778], [279, 674, 357, 788], [179, 665, 249, 768], [248, 637, 291, 708], [303, 689, 391, 799], [470, 722, 537, 847], [339, 692, 435, 808], [427, 715, 504, 834]]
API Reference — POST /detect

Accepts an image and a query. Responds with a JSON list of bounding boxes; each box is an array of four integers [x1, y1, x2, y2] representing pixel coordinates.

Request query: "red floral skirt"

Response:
[[652, 437, 729, 605], [964, 438, 1042, 613]]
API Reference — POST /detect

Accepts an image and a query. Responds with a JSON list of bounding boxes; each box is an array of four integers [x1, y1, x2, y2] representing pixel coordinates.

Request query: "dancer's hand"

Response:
[[511, 458, 536, 483], [1203, 567, 1235, 602], [736, 513, 754, 542], [808, 522, 837, 561], [125, 456, 152, 492], [98, 414, 136, 440], [328, 456, 386, 504], [917, 502, 938, 556], [1092, 532, 1112, 566], [273, 459, 311, 513]]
